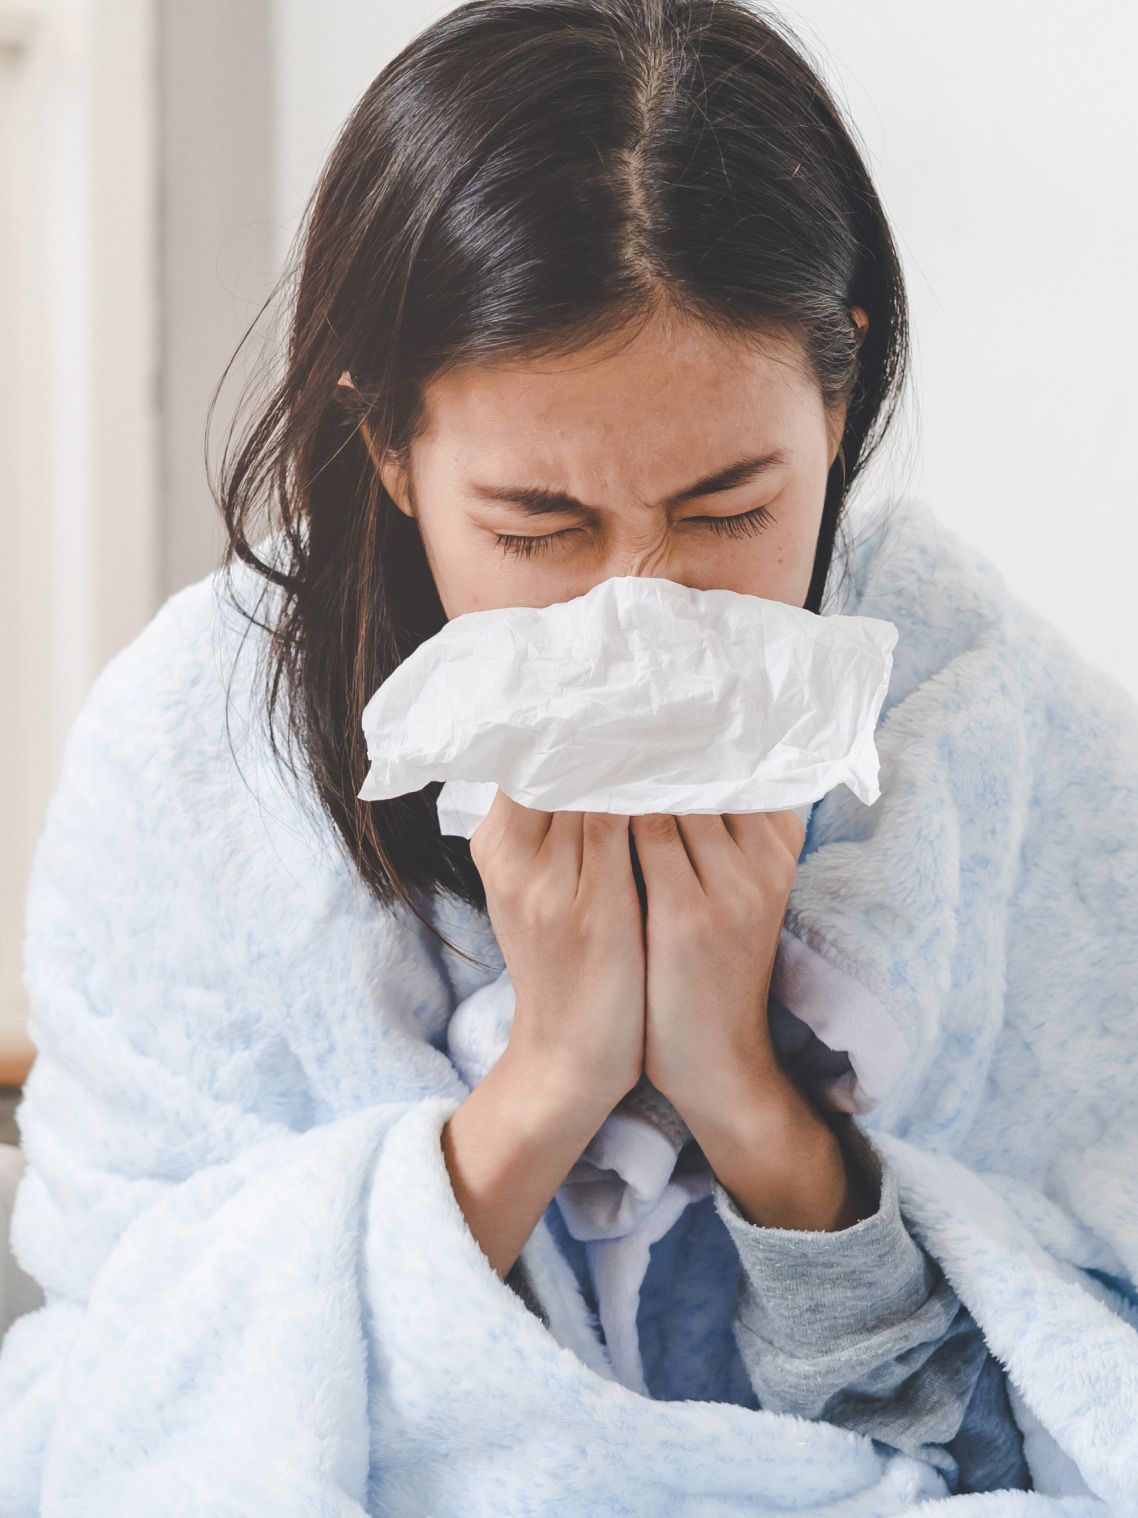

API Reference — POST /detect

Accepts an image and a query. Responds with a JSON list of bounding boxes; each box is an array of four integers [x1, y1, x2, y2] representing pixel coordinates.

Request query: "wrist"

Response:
[[676, 1061, 801, 1150], [684, 1071, 872, 1232], [443, 1044, 618, 1283], [493, 1040, 621, 1148]]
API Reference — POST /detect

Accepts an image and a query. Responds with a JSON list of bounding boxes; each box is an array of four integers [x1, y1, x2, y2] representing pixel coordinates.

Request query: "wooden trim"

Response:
[[0, 1033, 35, 1089]]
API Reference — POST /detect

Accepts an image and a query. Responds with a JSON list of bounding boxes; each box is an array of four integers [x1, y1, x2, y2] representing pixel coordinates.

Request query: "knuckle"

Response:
[[771, 845, 799, 892], [583, 810, 627, 834], [521, 874, 565, 928], [719, 884, 754, 927], [491, 863, 528, 909], [469, 814, 501, 861], [579, 895, 624, 943], [670, 903, 709, 948]]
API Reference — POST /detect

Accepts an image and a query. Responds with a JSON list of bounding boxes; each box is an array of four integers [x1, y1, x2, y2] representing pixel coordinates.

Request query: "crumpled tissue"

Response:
[[357, 574, 899, 837]]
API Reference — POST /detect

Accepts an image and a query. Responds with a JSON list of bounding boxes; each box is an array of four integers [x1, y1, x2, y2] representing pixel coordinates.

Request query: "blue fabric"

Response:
[[546, 1160, 1030, 1495], [545, 1188, 760, 1408]]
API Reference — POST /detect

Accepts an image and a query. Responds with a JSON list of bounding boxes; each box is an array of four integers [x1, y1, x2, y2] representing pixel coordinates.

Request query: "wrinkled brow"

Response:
[[467, 449, 791, 517]]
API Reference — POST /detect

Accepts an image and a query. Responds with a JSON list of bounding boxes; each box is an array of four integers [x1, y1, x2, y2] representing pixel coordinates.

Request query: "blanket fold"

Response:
[[1, 495, 1136, 1515]]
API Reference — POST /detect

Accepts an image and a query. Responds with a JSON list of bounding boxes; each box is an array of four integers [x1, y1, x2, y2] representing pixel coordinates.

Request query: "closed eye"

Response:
[[492, 504, 776, 560]]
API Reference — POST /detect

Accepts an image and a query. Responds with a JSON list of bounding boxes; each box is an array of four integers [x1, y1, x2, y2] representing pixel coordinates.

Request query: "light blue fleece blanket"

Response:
[[0, 497, 1136, 1514]]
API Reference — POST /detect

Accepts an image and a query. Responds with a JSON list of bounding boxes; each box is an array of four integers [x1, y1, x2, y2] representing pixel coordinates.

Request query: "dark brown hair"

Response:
[[208, 0, 911, 967]]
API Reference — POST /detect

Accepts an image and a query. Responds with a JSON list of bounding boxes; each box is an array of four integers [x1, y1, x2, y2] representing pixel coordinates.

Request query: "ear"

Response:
[[827, 402, 849, 465], [376, 444, 415, 519], [337, 371, 415, 520]]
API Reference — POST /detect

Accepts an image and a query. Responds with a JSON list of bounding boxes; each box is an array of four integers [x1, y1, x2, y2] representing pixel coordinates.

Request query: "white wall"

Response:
[[273, 0, 1138, 700], [0, 0, 160, 1072], [272, 0, 444, 277], [158, 0, 275, 599], [783, 1, 1138, 700], [0, 0, 275, 1062]]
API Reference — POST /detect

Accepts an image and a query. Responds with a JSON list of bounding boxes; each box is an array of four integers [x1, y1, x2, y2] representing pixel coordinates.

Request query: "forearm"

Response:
[[441, 1043, 616, 1282], [681, 1066, 877, 1233]]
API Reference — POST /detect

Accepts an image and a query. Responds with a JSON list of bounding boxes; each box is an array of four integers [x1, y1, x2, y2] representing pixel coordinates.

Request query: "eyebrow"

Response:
[[466, 449, 791, 518]]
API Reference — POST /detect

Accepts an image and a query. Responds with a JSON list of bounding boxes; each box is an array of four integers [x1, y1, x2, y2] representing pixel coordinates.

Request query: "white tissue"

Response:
[[356, 575, 898, 839]]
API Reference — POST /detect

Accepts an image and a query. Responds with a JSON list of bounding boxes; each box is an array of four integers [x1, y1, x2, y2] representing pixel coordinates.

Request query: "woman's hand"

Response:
[[470, 791, 646, 1115], [628, 807, 880, 1232], [628, 808, 805, 1125], [629, 807, 876, 1231]]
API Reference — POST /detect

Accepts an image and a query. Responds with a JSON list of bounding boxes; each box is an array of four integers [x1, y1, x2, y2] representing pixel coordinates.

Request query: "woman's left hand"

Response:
[[629, 808, 806, 1126]]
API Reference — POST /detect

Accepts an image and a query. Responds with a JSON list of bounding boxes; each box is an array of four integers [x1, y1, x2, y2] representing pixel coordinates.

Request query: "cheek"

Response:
[[709, 520, 816, 607], [409, 516, 481, 618], [764, 497, 825, 597], [422, 521, 557, 616]]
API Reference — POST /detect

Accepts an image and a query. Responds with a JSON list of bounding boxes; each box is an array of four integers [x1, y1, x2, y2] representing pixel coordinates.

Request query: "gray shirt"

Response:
[[712, 1114, 1032, 1496]]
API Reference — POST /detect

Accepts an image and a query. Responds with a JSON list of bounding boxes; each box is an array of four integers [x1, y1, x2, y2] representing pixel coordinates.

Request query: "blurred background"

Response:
[[1, 0, 1135, 1087]]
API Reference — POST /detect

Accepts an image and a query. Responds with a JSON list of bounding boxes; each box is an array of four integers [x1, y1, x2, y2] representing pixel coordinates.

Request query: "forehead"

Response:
[[414, 317, 819, 480]]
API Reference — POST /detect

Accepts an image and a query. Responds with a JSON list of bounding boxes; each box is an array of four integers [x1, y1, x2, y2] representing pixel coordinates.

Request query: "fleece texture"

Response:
[[0, 496, 1135, 1515]]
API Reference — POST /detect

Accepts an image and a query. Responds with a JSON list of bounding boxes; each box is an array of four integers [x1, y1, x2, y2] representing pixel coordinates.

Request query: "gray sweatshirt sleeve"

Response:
[[712, 1116, 1032, 1496]]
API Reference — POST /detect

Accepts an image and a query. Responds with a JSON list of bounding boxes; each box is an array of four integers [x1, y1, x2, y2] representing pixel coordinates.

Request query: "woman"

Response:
[[3, 0, 1135, 1510]]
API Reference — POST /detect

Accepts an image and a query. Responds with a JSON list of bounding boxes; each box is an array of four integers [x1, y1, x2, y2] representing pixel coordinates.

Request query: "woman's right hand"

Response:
[[469, 789, 647, 1113]]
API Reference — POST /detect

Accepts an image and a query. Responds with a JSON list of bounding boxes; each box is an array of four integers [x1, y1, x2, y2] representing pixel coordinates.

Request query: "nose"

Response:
[[600, 517, 672, 563]]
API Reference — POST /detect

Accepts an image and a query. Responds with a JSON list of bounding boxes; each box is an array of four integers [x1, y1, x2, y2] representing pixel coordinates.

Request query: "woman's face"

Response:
[[375, 310, 850, 619]]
